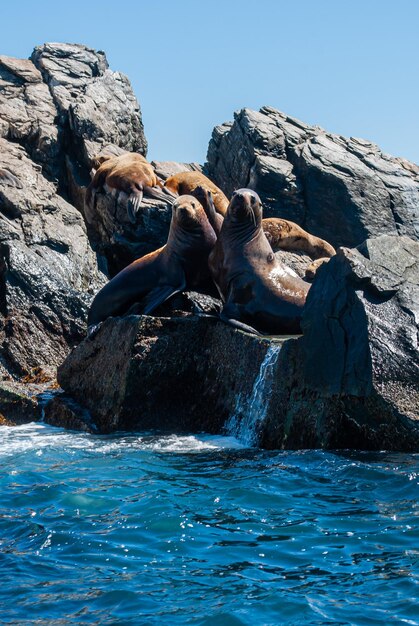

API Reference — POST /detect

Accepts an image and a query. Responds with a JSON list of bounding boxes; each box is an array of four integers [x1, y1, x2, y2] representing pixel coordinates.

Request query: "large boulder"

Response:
[[52, 235, 419, 451], [0, 138, 105, 378], [55, 315, 274, 434], [261, 234, 419, 451], [206, 107, 419, 249]]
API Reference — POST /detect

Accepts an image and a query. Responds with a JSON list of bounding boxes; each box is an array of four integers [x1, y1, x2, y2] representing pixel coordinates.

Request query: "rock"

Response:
[[206, 107, 419, 249], [29, 43, 148, 208], [152, 161, 202, 181], [55, 315, 275, 434], [53, 235, 419, 451], [43, 394, 97, 432], [0, 379, 51, 425], [261, 234, 419, 451], [0, 138, 105, 377], [0, 54, 60, 180]]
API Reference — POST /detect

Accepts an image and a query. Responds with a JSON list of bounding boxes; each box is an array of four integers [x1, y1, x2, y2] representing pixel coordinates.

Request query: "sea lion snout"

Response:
[[229, 188, 262, 222]]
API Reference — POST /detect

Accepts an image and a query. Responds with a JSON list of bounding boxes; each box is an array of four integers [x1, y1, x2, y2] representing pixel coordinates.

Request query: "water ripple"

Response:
[[0, 423, 418, 625]]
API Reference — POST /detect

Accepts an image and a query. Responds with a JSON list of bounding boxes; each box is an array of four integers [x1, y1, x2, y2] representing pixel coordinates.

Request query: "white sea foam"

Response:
[[0, 422, 243, 457]]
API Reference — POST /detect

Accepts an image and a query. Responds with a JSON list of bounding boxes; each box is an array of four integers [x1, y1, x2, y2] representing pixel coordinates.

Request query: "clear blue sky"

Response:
[[2, 0, 418, 164]]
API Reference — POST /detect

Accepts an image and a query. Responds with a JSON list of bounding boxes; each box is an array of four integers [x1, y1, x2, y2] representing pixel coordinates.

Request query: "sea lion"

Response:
[[262, 218, 336, 259], [88, 195, 217, 327], [86, 152, 174, 225], [164, 171, 229, 216], [208, 188, 310, 335]]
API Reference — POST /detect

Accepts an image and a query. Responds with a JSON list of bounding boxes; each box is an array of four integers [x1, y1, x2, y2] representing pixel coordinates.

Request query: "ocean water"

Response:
[[0, 423, 418, 626]]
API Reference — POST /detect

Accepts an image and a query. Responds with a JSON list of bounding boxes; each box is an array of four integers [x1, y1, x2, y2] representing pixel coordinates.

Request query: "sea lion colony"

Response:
[[87, 153, 336, 335]]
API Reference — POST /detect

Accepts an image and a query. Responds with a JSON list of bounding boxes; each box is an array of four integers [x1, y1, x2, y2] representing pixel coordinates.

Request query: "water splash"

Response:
[[224, 343, 281, 446]]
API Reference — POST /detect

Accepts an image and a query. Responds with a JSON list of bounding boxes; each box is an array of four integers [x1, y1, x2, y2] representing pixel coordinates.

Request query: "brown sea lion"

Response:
[[86, 152, 174, 225], [208, 188, 310, 335], [262, 218, 336, 259], [88, 195, 217, 327], [164, 171, 229, 216]]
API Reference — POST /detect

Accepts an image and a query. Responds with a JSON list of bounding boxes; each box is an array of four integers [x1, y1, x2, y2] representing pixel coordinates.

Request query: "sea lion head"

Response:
[[170, 195, 217, 252], [227, 188, 262, 226], [172, 195, 209, 230]]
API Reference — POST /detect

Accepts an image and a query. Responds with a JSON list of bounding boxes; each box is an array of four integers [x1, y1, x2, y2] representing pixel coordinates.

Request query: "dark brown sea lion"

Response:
[[88, 195, 217, 327], [164, 171, 229, 216], [262, 218, 336, 259], [86, 152, 173, 225], [208, 188, 310, 335]]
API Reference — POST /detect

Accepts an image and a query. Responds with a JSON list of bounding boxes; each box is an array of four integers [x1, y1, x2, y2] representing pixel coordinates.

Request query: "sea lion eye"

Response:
[[191, 202, 196, 209]]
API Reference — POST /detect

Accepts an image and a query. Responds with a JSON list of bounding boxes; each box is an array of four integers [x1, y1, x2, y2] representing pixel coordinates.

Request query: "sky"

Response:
[[2, 0, 418, 164]]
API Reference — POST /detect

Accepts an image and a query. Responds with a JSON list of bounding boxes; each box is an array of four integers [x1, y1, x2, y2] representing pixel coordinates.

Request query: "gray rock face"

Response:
[[30, 43, 147, 206], [261, 234, 419, 451], [0, 42, 150, 377], [0, 138, 105, 377], [206, 107, 419, 249], [54, 235, 419, 451], [0, 55, 60, 179]]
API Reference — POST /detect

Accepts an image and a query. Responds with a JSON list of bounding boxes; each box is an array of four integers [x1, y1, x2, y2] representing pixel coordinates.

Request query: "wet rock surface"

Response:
[[206, 107, 419, 249], [0, 139, 105, 377]]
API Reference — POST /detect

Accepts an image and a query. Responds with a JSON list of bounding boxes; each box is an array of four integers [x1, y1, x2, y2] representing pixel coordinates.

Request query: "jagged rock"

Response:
[[53, 235, 419, 451], [0, 55, 60, 179], [0, 138, 105, 377], [206, 107, 419, 249], [261, 234, 419, 451], [152, 161, 202, 181], [31, 43, 147, 178], [43, 394, 97, 432], [0, 379, 53, 425]]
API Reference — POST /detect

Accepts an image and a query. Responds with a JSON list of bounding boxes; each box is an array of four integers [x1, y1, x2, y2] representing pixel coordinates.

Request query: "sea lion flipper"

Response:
[[141, 281, 186, 315], [144, 185, 176, 205], [194, 186, 221, 235], [0, 168, 22, 189], [127, 190, 144, 223], [220, 310, 262, 336]]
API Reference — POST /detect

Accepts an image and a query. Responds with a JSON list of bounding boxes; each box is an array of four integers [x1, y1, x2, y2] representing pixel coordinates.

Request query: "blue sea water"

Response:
[[0, 423, 418, 625]]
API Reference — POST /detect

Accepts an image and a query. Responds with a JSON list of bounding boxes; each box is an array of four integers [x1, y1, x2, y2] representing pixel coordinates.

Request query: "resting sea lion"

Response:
[[164, 171, 229, 216], [262, 218, 336, 259], [88, 195, 217, 327], [86, 152, 174, 225], [208, 188, 310, 335]]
